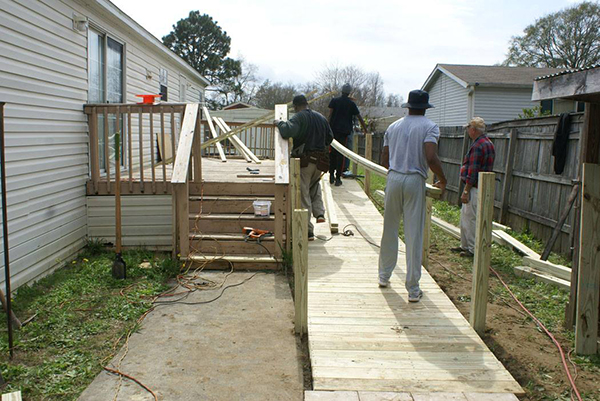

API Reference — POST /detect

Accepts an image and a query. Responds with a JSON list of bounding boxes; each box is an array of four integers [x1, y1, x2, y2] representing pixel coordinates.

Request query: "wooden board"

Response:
[[514, 266, 570, 291], [202, 107, 227, 162], [274, 105, 289, 184], [523, 256, 571, 281], [308, 178, 523, 395], [575, 163, 600, 355]]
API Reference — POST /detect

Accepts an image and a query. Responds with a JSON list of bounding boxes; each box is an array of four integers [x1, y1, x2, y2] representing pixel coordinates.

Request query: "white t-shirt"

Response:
[[383, 115, 440, 179]]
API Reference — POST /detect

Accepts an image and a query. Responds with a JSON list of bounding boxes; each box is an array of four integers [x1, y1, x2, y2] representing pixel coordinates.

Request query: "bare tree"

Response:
[[251, 80, 298, 110], [209, 57, 260, 108], [503, 1, 600, 68]]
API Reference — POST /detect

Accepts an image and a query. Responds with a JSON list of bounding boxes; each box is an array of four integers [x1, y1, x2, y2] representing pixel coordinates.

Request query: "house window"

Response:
[[88, 28, 125, 171], [159, 68, 168, 101], [577, 101, 585, 113], [541, 99, 553, 114]]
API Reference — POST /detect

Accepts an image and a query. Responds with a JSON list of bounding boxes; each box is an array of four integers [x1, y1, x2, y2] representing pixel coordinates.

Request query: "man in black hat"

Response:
[[378, 90, 446, 303], [328, 83, 369, 186], [275, 95, 333, 240]]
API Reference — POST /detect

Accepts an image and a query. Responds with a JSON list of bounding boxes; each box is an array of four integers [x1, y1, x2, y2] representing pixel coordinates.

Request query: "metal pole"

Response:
[[0, 102, 14, 358]]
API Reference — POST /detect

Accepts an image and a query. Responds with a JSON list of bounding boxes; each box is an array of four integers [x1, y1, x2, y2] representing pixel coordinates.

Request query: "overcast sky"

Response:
[[111, 0, 585, 99]]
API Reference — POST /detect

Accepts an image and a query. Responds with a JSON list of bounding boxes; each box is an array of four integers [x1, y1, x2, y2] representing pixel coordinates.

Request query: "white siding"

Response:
[[0, 0, 206, 289], [473, 87, 537, 124], [426, 73, 469, 127], [87, 196, 172, 249]]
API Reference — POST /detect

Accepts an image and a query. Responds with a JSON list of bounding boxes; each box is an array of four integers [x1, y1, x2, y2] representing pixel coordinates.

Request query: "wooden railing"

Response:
[[199, 121, 276, 159], [330, 137, 442, 199], [84, 103, 188, 194]]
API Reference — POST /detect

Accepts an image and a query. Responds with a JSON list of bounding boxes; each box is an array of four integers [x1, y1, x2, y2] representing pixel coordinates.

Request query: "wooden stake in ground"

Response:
[[470, 172, 496, 336], [575, 163, 600, 355], [112, 130, 126, 279]]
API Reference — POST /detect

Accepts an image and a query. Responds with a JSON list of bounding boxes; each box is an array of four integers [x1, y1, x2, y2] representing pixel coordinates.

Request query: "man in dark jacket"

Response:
[[275, 95, 333, 240], [328, 83, 368, 186]]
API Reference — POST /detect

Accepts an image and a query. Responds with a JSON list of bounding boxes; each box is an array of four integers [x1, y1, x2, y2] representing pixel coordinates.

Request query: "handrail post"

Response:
[[293, 208, 309, 336], [89, 107, 100, 194], [274, 104, 290, 259], [352, 133, 359, 176], [175, 182, 189, 257], [364, 133, 373, 195], [193, 107, 202, 183], [470, 172, 496, 336]]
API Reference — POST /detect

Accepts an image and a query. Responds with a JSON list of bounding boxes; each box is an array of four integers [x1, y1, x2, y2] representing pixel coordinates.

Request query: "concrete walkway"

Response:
[[79, 272, 303, 401]]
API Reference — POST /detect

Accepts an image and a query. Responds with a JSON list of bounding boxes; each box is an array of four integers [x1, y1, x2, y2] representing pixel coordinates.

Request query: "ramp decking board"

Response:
[[308, 179, 523, 396]]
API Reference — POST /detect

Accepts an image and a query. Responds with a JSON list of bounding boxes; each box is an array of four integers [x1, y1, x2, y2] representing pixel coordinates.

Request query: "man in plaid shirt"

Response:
[[452, 117, 495, 257]]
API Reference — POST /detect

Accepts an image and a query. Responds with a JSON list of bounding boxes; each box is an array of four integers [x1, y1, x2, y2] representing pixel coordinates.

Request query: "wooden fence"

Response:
[[437, 113, 584, 255], [362, 113, 584, 255]]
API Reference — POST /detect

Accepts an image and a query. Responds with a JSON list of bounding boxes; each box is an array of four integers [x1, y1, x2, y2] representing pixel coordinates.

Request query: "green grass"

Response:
[[0, 246, 179, 400]]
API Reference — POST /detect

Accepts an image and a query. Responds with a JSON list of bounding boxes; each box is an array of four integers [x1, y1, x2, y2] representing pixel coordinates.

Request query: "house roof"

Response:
[[534, 64, 600, 81], [86, 0, 210, 87], [223, 102, 255, 110], [422, 64, 565, 91], [532, 65, 600, 102]]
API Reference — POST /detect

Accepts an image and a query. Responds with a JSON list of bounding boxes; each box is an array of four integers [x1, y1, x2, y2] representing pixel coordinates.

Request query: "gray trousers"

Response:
[[300, 162, 325, 233], [379, 171, 426, 295], [460, 186, 478, 253]]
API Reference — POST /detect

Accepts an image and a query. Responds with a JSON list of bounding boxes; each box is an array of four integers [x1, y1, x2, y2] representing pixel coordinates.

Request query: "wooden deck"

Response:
[[307, 179, 523, 398], [88, 158, 277, 195]]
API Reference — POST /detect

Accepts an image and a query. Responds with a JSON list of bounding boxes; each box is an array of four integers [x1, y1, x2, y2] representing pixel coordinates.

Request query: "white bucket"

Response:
[[253, 200, 271, 217]]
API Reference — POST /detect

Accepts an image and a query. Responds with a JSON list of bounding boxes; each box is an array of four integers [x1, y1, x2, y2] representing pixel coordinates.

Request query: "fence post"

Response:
[[470, 172, 495, 336], [500, 128, 517, 224], [293, 208, 309, 336], [352, 134, 359, 176], [365, 133, 373, 194], [422, 171, 434, 269], [575, 163, 600, 355]]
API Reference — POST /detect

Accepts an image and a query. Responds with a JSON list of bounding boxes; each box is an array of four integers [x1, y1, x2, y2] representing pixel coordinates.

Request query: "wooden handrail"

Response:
[[171, 104, 200, 184], [330, 139, 442, 199]]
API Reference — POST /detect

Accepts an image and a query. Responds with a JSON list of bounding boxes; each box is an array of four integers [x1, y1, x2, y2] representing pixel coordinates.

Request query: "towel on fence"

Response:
[[552, 113, 571, 175]]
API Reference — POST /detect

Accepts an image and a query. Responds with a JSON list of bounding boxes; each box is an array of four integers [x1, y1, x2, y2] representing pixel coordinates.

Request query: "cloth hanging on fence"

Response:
[[552, 113, 571, 175]]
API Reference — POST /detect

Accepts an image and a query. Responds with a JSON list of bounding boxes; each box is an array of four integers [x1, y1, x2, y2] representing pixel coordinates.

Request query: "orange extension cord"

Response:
[[489, 266, 582, 401]]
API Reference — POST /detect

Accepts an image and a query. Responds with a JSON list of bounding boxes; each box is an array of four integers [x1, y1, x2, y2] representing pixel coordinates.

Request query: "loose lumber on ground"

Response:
[[428, 211, 573, 290], [514, 266, 570, 291], [2, 391, 22, 401]]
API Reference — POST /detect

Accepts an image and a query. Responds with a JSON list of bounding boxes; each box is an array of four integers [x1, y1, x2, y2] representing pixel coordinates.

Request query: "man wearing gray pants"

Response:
[[378, 90, 446, 302]]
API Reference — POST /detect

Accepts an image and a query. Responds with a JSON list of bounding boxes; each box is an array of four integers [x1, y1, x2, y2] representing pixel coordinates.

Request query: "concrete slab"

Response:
[[304, 391, 360, 400], [358, 392, 414, 401], [78, 272, 303, 401]]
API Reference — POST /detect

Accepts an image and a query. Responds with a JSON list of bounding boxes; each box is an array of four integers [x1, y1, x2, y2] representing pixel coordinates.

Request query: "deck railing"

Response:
[[84, 103, 189, 194]]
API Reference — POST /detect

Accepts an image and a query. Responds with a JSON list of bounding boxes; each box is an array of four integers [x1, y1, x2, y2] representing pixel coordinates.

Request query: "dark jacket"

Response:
[[277, 109, 333, 157]]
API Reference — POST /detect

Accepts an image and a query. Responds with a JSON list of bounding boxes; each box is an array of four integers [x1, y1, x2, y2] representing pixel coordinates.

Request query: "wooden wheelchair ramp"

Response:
[[306, 178, 523, 400]]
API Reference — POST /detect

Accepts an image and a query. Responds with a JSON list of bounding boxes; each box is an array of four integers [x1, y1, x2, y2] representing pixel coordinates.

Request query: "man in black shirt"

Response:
[[328, 83, 369, 186], [275, 95, 333, 240]]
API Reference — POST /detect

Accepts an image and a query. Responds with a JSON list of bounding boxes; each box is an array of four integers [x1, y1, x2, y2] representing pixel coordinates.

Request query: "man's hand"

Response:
[[433, 179, 447, 197], [461, 190, 470, 204], [273, 119, 281, 126]]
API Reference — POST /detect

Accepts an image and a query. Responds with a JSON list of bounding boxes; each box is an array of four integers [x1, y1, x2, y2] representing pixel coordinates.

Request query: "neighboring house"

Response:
[[421, 64, 581, 126], [360, 106, 407, 133], [0, 0, 209, 289]]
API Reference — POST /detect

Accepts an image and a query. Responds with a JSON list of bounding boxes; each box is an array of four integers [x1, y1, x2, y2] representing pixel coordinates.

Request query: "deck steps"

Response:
[[186, 189, 279, 270]]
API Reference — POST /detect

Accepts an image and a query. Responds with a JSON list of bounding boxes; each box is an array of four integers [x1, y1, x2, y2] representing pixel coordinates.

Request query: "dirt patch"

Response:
[[427, 238, 600, 401]]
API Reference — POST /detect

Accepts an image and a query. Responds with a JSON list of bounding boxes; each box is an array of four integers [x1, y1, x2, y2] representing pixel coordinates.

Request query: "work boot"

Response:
[[335, 177, 342, 186], [329, 173, 335, 184]]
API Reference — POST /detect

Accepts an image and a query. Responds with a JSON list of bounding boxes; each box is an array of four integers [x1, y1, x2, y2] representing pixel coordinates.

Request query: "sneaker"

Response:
[[329, 174, 335, 184], [378, 279, 390, 288], [460, 250, 474, 258], [308, 232, 315, 241], [450, 247, 464, 253], [408, 290, 423, 303], [335, 177, 343, 186], [316, 215, 326, 223]]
